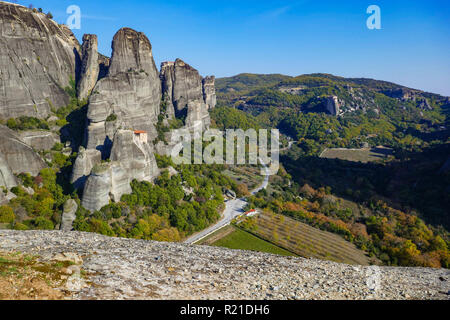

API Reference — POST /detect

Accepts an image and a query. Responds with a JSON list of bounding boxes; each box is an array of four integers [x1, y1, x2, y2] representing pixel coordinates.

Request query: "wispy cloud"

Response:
[[265, 6, 292, 19]]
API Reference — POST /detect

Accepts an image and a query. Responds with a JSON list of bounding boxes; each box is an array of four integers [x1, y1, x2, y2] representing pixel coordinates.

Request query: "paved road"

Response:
[[184, 159, 270, 244]]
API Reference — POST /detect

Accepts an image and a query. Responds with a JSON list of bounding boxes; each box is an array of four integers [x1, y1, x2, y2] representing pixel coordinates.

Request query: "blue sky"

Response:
[[10, 0, 450, 96]]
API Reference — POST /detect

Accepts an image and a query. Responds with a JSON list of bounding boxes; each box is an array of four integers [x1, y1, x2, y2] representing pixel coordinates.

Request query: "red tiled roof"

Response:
[[134, 130, 147, 134]]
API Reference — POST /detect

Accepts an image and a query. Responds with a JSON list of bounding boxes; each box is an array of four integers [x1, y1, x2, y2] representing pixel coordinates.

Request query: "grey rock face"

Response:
[[60, 199, 78, 232], [81, 163, 112, 212], [202, 76, 216, 110], [418, 99, 432, 111], [185, 100, 211, 131], [160, 59, 211, 129], [81, 161, 132, 212], [86, 28, 161, 151], [326, 96, 341, 116], [0, 2, 80, 119], [98, 54, 110, 80], [108, 28, 158, 77], [110, 130, 159, 182], [71, 147, 102, 189], [77, 34, 99, 100], [0, 153, 17, 189], [19, 130, 59, 151], [2, 230, 450, 300], [172, 59, 203, 114], [0, 125, 46, 176], [81, 130, 158, 212], [160, 61, 176, 120]]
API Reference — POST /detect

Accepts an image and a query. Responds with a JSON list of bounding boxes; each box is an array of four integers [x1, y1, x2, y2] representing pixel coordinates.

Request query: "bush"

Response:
[[6, 116, 49, 131], [52, 142, 64, 152], [0, 206, 15, 223], [106, 114, 117, 122], [33, 217, 54, 230]]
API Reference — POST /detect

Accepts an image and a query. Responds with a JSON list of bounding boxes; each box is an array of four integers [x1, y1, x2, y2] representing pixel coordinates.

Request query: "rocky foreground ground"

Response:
[[0, 230, 449, 300]]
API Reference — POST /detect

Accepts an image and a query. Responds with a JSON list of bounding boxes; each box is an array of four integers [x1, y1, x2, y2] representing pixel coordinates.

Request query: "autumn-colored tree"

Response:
[[236, 183, 249, 197]]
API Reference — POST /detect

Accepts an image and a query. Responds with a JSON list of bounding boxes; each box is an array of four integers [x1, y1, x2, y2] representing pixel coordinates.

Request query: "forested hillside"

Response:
[[213, 73, 450, 268]]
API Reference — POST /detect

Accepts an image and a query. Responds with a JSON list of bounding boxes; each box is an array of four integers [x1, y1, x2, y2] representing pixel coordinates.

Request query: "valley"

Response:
[[0, 2, 449, 303]]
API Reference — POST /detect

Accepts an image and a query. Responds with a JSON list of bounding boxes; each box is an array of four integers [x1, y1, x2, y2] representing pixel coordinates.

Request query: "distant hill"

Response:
[[216, 73, 450, 117]]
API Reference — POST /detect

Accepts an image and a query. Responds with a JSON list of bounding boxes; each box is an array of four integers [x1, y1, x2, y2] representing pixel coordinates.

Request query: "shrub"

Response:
[[52, 142, 64, 152], [0, 206, 15, 223], [106, 113, 117, 122], [34, 217, 54, 230]]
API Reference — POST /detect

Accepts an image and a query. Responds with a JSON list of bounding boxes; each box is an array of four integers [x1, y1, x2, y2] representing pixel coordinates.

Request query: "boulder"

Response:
[[77, 34, 99, 100], [0, 125, 46, 176], [60, 199, 78, 232], [0, 2, 80, 119], [225, 189, 237, 199]]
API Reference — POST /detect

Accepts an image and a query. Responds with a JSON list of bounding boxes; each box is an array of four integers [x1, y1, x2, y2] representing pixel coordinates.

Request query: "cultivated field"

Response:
[[320, 146, 393, 163], [223, 165, 264, 190], [207, 225, 295, 257], [248, 212, 372, 265]]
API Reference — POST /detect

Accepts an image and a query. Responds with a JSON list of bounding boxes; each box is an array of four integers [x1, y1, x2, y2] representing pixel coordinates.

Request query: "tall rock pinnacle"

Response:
[[86, 28, 162, 153], [77, 34, 100, 100]]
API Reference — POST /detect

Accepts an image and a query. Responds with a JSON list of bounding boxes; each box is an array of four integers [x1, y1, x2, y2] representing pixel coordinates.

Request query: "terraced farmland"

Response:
[[248, 212, 372, 265]]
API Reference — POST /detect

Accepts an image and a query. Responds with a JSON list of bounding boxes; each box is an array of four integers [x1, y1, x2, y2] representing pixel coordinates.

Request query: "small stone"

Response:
[[61, 267, 73, 275]]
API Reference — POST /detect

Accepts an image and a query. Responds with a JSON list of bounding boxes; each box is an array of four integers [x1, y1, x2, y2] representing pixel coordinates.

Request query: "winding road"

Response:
[[184, 159, 270, 244]]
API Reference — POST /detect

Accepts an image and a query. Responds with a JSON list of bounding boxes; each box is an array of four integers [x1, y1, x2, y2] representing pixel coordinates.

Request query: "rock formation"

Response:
[[98, 54, 110, 80], [202, 76, 216, 110], [81, 130, 158, 212], [160, 59, 211, 130], [77, 34, 99, 100], [19, 130, 59, 151], [81, 163, 115, 212], [71, 147, 102, 189], [70, 28, 216, 212], [86, 28, 162, 153], [2, 230, 450, 300], [60, 199, 78, 232], [81, 162, 131, 212], [326, 96, 341, 116], [110, 130, 159, 182], [0, 125, 46, 176], [0, 2, 80, 119], [160, 61, 176, 120], [0, 153, 17, 189]]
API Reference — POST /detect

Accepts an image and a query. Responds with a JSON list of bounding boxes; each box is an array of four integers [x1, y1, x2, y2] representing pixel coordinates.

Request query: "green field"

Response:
[[211, 226, 295, 257], [320, 146, 393, 163]]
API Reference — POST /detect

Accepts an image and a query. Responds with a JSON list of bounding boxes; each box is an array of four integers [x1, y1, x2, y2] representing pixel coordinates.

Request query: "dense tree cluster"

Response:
[[245, 178, 449, 268], [73, 161, 236, 241]]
